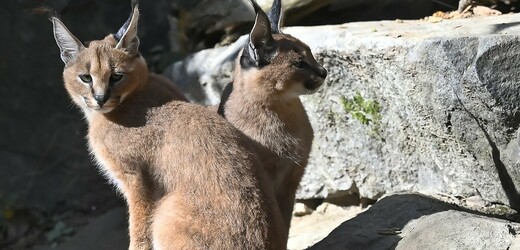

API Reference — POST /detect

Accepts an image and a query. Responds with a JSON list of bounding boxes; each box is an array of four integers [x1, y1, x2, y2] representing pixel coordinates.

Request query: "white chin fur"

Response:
[[80, 96, 119, 114], [286, 86, 311, 99]]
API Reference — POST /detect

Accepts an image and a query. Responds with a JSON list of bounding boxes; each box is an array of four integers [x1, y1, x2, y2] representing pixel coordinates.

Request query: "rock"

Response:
[[289, 13, 520, 205], [164, 36, 248, 104], [510, 237, 520, 250], [397, 210, 519, 249], [463, 195, 490, 209], [167, 13, 520, 207], [310, 193, 520, 250], [293, 202, 314, 216], [458, 0, 520, 12]]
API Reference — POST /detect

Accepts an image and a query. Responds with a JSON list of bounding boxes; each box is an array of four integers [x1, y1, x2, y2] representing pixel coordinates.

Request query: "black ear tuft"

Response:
[[249, 0, 263, 13], [267, 0, 282, 33], [32, 5, 58, 20], [115, 0, 139, 42]]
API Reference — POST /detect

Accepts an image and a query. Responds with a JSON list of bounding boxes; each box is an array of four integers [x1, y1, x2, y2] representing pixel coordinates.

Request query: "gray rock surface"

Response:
[[165, 36, 248, 104], [167, 14, 520, 206], [290, 14, 520, 205], [310, 193, 520, 250], [396, 210, 519, 249]]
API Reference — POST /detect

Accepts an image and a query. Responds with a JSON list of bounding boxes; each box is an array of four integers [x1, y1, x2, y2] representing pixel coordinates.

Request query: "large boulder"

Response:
[[291, 14, 520, 206], [167, 13, 520, 207], [310, 193, 520, 250]]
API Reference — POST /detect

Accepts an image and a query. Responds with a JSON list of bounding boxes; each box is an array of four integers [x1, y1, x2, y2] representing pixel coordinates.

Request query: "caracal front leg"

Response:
[[278, 169, 304, 233], [124, 173, 154, 250]]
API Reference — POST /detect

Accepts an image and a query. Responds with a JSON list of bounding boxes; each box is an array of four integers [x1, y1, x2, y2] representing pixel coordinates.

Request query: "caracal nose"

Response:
[[94, 94, 109, 106], [318, 66, 327, 79]]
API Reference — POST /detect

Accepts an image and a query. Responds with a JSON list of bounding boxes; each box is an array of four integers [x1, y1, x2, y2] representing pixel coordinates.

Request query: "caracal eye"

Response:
[[293, 59, 305, 69], [110, 73, 124, 84], [79, 74, 92, 84]]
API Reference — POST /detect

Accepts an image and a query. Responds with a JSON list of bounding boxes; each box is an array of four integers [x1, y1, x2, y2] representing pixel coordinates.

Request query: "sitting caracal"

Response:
[[219, 0, 327, 231], [49, 2, 286, 249]]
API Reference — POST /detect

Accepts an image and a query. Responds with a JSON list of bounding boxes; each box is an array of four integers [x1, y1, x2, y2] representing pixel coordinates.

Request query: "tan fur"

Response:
[[220, 33, 326, 232], [57, 24, 286, 250]]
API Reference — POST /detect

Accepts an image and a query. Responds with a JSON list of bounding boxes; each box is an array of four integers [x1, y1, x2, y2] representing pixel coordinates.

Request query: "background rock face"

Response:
[[168, 13, 520, 207], [292, 15, 520, 206]]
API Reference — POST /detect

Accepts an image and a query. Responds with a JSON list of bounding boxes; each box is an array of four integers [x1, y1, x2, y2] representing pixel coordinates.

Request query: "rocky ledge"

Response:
[[311, 193, 520, 250]]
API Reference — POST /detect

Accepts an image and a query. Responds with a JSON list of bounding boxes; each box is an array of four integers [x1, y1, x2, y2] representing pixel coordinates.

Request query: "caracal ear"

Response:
[[246, 0, 276, 66], [115, 1, 140, 55], [50, 16, 85, 65], [267, 0, 282, 34]]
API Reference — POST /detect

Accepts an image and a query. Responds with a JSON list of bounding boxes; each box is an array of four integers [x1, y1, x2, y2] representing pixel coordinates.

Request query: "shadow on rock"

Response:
[[309, 193, 520, 250]]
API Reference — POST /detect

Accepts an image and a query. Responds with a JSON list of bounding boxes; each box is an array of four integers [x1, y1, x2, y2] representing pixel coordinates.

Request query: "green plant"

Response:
[[340, 92, 383, 140]]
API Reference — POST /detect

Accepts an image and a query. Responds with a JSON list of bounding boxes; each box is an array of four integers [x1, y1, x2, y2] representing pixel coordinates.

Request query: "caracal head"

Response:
[[50, 2, 147, 114], [239, 0, 328, 100]]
